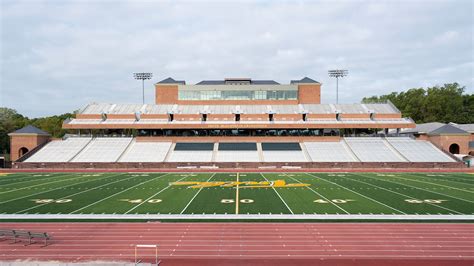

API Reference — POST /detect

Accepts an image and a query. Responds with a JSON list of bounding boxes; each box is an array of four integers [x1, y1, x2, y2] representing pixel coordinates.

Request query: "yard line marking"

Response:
[[306, 173, 406, 215], [69, 173, 169, 214], [180, 173, 216, 214], [260, 173, 294, 214], [286, 174, 349, 214], [0, 173, 68, 186], [124, 175, 189, 214], [389, 174, 474, 194], [235, 173, 240, 214], [0, 173, 91, 195], [0, 174, 113, 205], [349, 174, 464, 214], [364, 174, 474, 204], [14, 173, 130, 214], [417, 174, 474, 187]]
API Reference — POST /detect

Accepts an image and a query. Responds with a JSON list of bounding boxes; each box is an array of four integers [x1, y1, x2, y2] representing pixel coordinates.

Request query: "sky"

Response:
[[1, 0, 473, 118]]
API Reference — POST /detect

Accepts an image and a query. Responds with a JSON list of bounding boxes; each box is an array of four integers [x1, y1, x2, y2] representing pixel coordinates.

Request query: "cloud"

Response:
[[0, 0, 472, 117]]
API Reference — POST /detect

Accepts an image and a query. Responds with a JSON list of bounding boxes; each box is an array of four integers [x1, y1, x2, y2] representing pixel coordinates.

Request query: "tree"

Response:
[[0, 108, 75, 155], [362, 83, 474, 123]]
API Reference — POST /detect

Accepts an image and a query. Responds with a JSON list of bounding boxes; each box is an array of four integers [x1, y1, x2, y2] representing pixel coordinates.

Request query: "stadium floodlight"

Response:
[[133, 72, 153, 104], [328, 69, 348, 104]]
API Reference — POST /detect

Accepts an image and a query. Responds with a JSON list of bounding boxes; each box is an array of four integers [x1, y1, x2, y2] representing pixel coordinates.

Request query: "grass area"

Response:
[[0, 172, 473, 216]]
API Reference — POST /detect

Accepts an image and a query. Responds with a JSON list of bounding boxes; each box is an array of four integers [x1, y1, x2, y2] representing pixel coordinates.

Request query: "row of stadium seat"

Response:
[[25, 137, 455, 163]]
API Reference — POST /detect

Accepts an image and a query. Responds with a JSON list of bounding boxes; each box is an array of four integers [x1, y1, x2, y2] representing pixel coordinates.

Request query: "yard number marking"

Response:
[[221, 199, 254, 204], [314, 199, 354, 204], [120, 199, 162, 204], [405, 199, 447, 204], [31, 199, 72, 204]]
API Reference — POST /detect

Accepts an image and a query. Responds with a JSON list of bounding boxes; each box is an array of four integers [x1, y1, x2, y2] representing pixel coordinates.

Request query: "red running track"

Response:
[[0, 222, 473, 266]]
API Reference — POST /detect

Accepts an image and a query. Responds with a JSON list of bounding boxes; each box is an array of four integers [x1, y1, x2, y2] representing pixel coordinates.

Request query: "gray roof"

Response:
[[196, 80, 280, 85], [428, 124, 469, 135], [290, 77, 319, 84], [157, 77, 186, 85], [401, 122, 445, 134], [9, 125, 50, 135], [450, 123, 474, 133]]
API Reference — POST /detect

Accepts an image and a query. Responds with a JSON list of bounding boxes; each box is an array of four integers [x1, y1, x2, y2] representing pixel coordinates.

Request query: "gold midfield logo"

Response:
[[171, 180, 310, 189]]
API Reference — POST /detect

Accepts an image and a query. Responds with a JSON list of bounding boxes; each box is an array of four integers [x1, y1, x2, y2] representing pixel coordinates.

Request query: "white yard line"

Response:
[[306, 173, 406, 215], [235, 173, 240, 214], [124, 175, 189, 214], [260, 173, 294, 214], [0, 174, 112, 205], [180, 173, 216, 214], [286, 174, 350, 214], [0, 173, 90, 194], [14, 173, 130, 214], [417, 174, 474, 187], [0, 173, 69, 186], [348, 174, 464, 214], [390, 174, 474, 194], [69, 173, 170, 214], [364, 174, 474, 204]]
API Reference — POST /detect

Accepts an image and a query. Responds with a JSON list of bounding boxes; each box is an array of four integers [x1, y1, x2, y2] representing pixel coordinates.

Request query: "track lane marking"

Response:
[[180, 173, 216, 214], [306, 173, 406, 215], [260, 173, 293, 214]]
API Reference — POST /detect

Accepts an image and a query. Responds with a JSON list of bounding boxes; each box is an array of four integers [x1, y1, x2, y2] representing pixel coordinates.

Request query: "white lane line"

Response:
[[69, 173, 170, 214], [0, 174, 112, 205], [261, 173, 294, 214], [391, 174, 474, 194], [124, 175, 189, 214], [286, 174, 350, 214], [365, 174, 474, 204], [0, 173, 90, 194], [14, 173, 130, 214], [307, 173, 406, 215], [180, 173, 216, 214], [349, 174, 464, 214]]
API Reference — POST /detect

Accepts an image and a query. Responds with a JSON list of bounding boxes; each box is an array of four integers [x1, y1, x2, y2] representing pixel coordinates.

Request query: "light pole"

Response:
[[133, 72, 153, 104], [328, 69, 348, 104]]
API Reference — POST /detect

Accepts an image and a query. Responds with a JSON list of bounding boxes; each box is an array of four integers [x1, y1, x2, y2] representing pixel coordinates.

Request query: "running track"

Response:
[[1, 223, 473, 265]]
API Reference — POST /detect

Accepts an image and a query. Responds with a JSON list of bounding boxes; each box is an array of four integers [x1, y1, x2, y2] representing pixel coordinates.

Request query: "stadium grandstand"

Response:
[[8, 77, 470, 169]]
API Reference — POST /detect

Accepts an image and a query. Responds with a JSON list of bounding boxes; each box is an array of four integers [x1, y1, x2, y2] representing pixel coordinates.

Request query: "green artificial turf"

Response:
[[0, 172, 472, 216]]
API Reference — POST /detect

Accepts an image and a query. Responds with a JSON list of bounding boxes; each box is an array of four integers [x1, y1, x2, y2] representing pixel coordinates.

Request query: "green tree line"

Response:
[[362, 83, 474, 123], [0, 108, 75, 155]]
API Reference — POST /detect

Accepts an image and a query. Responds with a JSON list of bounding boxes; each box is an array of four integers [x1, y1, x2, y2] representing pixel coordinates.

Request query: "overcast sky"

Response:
[[1, 0, 473, 118]]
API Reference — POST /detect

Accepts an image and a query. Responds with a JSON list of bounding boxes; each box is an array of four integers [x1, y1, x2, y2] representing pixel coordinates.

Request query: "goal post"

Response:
[[135, 244, 159, 265]]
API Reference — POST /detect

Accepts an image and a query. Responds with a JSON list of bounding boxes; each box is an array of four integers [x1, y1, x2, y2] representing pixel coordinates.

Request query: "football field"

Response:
[[0, 172, 473, 216]]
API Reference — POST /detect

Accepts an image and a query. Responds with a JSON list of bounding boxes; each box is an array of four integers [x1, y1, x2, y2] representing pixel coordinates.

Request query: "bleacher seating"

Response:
[[304, 141, 357, 162], [261, 142, 308, 162], [216, 143, 259, 162], [72, 137, 132, 162], [344, 137, 405, 162], [167, 142, 214, 162], [119, 141, 171, 162], [387, 138, 455, 162], [26, 137, 91, 162]]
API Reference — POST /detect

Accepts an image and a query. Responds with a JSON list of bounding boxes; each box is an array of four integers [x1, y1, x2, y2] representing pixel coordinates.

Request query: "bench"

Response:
[[0, 229, 51, 246]]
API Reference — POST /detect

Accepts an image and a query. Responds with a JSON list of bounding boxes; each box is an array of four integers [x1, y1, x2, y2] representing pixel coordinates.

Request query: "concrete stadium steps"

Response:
[[71, 137, 133, 162], [25, 137, 92, 163]]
